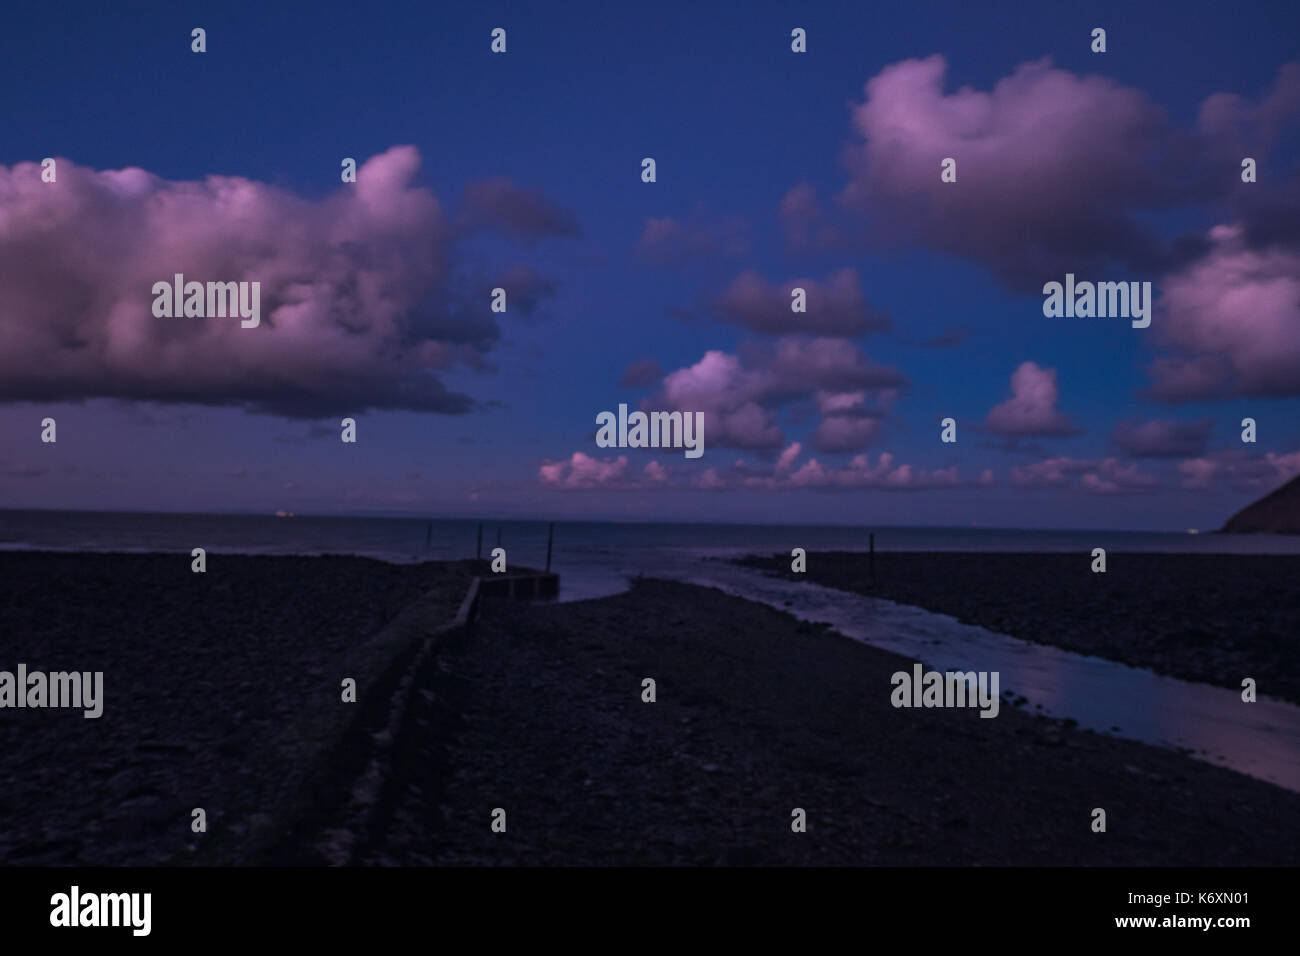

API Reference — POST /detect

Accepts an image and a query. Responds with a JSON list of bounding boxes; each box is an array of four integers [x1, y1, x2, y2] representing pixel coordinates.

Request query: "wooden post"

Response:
[[869, 532, 875, 582], [476, 523, 483, 560], [425, 521, 432, 550], [546, 522, 554, 573]]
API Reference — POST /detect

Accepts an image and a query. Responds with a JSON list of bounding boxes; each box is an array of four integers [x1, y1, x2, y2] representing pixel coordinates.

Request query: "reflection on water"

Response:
[[562, 557, 1300, 795], [4, 506, 1296, 794]]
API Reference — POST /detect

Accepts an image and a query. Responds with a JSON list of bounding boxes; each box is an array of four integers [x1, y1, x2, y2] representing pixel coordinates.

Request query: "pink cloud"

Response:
[[983, 362, 1081, 437], [1177, 457, 1220, 490], [1176, 449, 1300, 491], [1147, 224, 1300, 400], [835, 59, 1300, 288], [537, 443, 991, 494], [810, 415, 881, 453], [839, 55, 1185, 286], [658, 350, 784, 449], [650, 338, 905, 450], [0, 147, 571, 416], [783, 452, 993, 490], [775, 442, 802, 474], [1011, 456, 1159, 494], [538, 452, 630, 489], [695, 468, 728, 490]]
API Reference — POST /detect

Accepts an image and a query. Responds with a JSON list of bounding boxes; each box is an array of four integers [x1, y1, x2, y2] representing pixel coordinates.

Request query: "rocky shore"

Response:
[[0, 552, 473, 865], [6, 553, 1295, 867], [737, 551, 1300, 705], [359, 578, 1300, 866]]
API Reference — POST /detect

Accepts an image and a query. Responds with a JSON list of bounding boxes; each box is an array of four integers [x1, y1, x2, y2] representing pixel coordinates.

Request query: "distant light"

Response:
[[1186, 528, 1199, 534]]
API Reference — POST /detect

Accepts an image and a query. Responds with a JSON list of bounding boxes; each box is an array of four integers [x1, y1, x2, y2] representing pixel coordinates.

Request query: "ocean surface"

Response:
[[5, 509, 1299, 792], [4, 510, 1300, 604]]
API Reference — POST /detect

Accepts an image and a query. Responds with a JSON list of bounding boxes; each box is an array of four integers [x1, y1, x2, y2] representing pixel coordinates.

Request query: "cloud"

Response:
[[766, 337, 906, 394], [806, 390, 893, 453], [538, 452, 629, 489], [775, 442, 802, 474], [637, 215, 749, 266], [1177, 449, 1300, 490], [457, 177, 582, 240], [784, 452, 993, 491], [650, 338, 905, 450], [714, 268, 890, 336], [809, 415, 882, 452], [537, 443, 991, 493], [1011, 456, 1159, 494], [779, 183, 828, 250], [1146, 224, 1300, 401], [836, 56, 1297, 289], [983, 362, 1081, 437], [1176, 457, 1221, 490], [1111, 418, 1213, 458], [491, 264, 558, 316], [619, 358, 663, 388], [1197, 62, 1300, 157], [0, 147, 571, 417], [1234, 168, 1300, 252]]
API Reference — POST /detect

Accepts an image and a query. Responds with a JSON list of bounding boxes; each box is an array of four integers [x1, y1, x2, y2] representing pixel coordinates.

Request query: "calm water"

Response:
[[3, 510, 1300, 604], [4, 509, 1298, 792], [669, 562, 1300, 795]]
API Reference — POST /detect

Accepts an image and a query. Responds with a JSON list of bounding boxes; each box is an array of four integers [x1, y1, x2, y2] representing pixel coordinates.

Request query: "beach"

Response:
[[0, 552, 474, 865], [737, 552, 1300, 706], [3, 551, 1297, 867], [360, 578, 1300, 866]]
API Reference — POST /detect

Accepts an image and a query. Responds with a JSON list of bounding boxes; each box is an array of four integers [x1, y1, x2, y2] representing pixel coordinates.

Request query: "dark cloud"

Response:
[[458, 177, 582, 240], [1112, 418, 1213, 458], [714, 268, 890, 336], [619, 358, 663, 388]]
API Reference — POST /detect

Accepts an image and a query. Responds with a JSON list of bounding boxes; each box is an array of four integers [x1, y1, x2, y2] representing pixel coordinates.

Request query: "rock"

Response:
[[1222, 474, 1300, 534]]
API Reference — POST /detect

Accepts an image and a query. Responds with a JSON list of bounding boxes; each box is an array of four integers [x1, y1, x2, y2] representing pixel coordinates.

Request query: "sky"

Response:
[[1, 0, 1298, 530]]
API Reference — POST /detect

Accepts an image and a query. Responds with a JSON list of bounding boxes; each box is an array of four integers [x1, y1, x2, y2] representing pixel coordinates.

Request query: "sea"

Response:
[[3, 509, 1299, 793], [4, 510, 1300, 603]]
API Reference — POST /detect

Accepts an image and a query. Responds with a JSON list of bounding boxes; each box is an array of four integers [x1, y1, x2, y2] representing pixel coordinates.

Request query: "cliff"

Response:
[[1222, 474, 1300, 534]]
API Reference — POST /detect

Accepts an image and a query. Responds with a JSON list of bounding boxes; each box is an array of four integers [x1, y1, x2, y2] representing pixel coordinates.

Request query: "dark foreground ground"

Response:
[[360, 578, 1300, 866], [0, 552, 473, 865], [738, 552, 1300, 705], [5, 553, 1296, 866]]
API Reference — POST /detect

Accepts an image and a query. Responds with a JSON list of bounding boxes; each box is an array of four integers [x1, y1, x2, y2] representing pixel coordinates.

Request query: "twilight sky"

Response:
[[1, 0, 1298, 530]]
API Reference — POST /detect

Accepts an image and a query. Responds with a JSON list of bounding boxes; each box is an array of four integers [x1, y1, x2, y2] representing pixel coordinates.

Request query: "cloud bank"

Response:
[[0, 147, 575, 416]]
